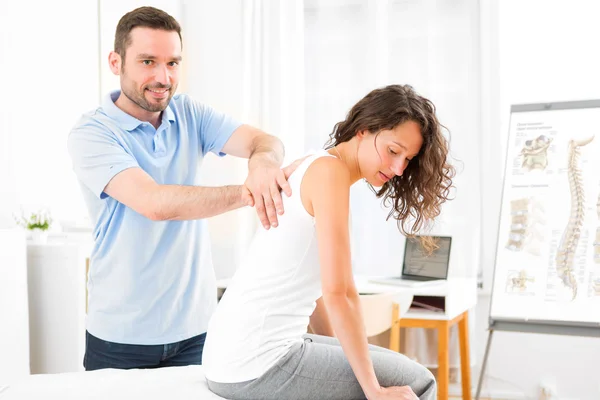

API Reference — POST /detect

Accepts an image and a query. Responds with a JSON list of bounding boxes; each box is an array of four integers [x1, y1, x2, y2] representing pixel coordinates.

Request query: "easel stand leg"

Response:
[[475, 329, 494, 400]]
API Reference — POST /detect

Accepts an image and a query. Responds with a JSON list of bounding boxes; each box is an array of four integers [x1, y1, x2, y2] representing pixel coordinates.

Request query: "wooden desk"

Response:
[[401, 310, 470, 400], [356, 277, 477, 400]]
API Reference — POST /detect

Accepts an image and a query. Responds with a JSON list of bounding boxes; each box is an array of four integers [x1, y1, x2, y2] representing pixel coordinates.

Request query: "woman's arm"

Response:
[[301, 156, 382, 399]]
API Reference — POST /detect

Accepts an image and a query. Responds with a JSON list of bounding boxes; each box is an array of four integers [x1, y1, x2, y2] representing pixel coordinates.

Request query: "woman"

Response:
[[202, 84, 454, 400]]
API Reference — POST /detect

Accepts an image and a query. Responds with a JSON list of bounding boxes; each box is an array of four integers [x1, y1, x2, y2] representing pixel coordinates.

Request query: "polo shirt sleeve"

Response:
[[67, 126, 140, 200], [189, 98, 242, 157]]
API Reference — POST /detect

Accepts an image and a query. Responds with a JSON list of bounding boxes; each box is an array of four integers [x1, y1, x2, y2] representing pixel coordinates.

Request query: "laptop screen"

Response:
[[402, 236, 452, 279]]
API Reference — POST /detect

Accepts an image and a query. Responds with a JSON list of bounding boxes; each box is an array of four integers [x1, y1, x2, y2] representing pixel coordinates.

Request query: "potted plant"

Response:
[[14, 209, 53, 244]]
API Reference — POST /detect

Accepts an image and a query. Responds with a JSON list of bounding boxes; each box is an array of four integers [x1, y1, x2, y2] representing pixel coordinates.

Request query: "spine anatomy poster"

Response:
[[491, 104, 600, 325]]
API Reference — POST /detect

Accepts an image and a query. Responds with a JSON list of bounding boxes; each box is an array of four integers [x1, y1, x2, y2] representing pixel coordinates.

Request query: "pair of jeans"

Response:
[[84, 331, 206, 371]]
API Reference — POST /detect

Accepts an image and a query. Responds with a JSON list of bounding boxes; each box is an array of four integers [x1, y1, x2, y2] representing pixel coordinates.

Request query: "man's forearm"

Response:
[[248, 133, 285, 168], [150, 184, 245, 221]]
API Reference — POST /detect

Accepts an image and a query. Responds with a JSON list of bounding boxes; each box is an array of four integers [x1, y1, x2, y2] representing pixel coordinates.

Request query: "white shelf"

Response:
[[27, 238, 90, 374]]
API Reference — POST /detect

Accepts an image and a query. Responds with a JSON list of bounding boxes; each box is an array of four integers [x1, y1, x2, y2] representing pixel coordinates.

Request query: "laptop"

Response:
[[369, 235, 452, 287]]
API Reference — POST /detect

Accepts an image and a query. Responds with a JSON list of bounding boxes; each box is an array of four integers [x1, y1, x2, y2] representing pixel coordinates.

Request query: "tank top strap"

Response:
[[282, 149, 336, 216]]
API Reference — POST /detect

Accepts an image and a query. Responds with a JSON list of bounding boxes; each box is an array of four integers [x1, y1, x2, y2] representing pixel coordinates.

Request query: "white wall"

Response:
[[475, 1, 600, 398], [0, 6, 19, 228], [0, 1, 18, 228], [0, 0, 99, 227]]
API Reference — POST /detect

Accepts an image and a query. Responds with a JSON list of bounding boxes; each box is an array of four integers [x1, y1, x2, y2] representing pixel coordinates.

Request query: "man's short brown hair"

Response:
[[114, 6, 182, 58]]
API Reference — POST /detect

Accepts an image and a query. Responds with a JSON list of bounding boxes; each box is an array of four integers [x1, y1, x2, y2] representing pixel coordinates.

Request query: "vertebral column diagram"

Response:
[[596, 193, 600, 264], [593, 187, 600, 296], [506, 197, 545, 256], [555, 136, 594, 300], [521, 135, 553, 171]]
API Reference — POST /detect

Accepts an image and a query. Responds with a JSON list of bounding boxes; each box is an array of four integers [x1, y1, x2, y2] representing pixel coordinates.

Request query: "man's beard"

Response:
[[122, 81, 174, 113]]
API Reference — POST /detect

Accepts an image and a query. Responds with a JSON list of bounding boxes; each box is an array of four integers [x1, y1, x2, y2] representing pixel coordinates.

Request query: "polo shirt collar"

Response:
[[163, 101, 175, 124], [103, 90, 175, 131]]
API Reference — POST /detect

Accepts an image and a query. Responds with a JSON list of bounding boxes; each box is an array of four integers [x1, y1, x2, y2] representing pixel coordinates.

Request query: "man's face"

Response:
[[113, 27, 182, 113]]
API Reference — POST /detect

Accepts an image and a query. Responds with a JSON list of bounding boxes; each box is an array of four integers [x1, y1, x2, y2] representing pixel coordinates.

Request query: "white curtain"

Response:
[[304, 0, 481, 369], [242, 0, 306, 160], [186, 0, 482, 370], [236, 0, 307, 257], [182, 0, 305, 278]]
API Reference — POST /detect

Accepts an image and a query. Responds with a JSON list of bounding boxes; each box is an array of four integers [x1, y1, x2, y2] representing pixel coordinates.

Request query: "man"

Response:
[[67, 6, 297, 370]]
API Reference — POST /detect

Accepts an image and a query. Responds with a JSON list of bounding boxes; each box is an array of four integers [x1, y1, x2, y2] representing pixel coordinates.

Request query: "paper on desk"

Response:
[[410, 300, 444, 312]]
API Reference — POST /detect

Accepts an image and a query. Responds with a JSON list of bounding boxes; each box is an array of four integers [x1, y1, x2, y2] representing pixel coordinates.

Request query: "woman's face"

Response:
[[358, 120, 423, 187]]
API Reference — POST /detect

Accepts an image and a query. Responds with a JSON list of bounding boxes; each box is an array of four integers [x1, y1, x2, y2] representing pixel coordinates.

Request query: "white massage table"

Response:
[[0, 365, 226, 399]]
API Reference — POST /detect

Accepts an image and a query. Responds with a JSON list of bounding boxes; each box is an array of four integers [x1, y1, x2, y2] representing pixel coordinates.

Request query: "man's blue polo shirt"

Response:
[[67, 90, 241, 345]]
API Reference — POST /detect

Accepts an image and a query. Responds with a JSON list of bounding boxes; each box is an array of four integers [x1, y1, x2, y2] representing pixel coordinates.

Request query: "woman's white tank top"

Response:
[[202, 149, 334, 383]]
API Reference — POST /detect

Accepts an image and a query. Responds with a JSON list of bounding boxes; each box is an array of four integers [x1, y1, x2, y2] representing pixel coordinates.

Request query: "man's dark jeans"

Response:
[[84, 331, 206, 371]]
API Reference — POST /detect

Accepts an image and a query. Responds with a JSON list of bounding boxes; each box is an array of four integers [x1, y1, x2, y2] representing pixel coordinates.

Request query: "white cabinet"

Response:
[[0, 229, 29, 387], [27, 236, 90, 374]]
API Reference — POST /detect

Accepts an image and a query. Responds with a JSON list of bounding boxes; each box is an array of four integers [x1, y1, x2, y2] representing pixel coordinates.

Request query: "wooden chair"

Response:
[[360, 291, 414, 351]]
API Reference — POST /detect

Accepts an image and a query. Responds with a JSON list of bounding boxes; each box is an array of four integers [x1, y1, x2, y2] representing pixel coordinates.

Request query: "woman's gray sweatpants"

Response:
[[207, 333, 436, 400]]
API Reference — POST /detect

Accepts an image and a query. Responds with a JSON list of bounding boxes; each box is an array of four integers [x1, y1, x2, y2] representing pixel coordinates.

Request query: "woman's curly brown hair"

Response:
[[325, 84, 455, 252]]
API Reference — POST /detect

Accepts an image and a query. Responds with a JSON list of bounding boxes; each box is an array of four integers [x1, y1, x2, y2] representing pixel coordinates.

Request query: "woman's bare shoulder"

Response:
[[300, 155, 351, 215], [305, 155, 349, 186]]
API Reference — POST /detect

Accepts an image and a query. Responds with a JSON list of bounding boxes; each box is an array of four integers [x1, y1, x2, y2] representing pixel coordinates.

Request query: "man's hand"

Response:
[[242, 156, 308, 229], [243, 156, 290, 229]]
